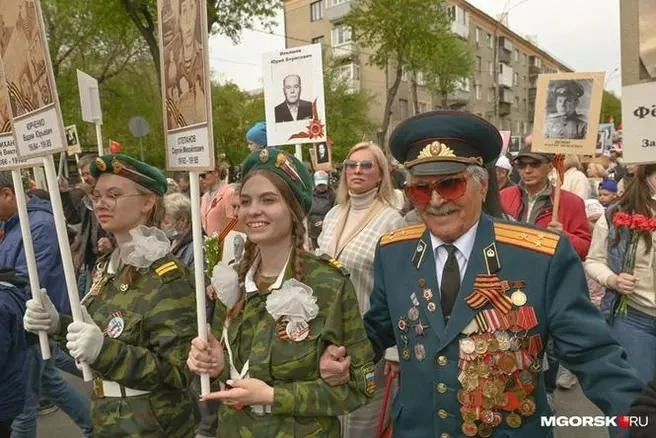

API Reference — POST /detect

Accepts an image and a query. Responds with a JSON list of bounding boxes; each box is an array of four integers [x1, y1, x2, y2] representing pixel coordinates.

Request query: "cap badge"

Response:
[[95, 157, 107, 172], [259, 148, 269, 163], [112, 159, 124, 174], [418, 141, 456, 159]]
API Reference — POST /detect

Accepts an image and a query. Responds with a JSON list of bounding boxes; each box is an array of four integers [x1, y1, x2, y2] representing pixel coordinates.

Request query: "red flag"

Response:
[[108, 139, 122, 153]]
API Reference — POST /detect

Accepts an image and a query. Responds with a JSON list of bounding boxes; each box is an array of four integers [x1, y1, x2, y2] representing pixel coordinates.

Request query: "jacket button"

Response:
[[436, 355, 448, 366], [436, 383, 448, 393], [437, 408, 448, 419], [440, 433, 451, 438]]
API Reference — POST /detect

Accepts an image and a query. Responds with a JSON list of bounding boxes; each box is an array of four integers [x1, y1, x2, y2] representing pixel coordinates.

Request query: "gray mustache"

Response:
[[424, 205, 459, 216]]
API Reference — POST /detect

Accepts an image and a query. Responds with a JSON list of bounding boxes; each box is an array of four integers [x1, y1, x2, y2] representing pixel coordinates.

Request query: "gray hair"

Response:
[[466, 165, 489, 186], [163, 192, 191, 229]]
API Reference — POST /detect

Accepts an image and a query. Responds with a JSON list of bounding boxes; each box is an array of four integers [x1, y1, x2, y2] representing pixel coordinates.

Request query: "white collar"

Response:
[[429, 220, 479, 261], [244, 251, 292, 294]]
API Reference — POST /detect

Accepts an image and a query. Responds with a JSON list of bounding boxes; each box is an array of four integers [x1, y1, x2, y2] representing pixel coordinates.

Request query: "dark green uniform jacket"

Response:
[[211, 251, 375, 437], [55, 254, 197, 438]]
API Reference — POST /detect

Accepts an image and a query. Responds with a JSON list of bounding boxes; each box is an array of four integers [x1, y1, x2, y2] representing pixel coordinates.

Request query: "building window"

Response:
[[523, 53, 527, 64], [522, 98, 527, 111], [514, 49, 519, 62], [327, 0, 348, 7], [312, 35, 325, 45], [514, 95, 519, 106], [487, 88, 493, 102], [475, 27, 480, 45], [488, 61, 493, 76], [475, 84, 481, 100], [331, 24, 352, 45], [399, 99, 409, 119], [486, 33, 492, 49], [416, 71, 425, 86], [513, 72, 519, 85], [310, 1, 323, 21], [476, 56, 482, 73]]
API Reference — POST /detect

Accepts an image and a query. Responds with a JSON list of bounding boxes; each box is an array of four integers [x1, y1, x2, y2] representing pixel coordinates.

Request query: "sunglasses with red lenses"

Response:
[[404, 175, 468, 208]]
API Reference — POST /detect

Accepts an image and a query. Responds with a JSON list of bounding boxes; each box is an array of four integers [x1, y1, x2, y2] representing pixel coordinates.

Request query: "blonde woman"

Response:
[[317, 142, 405, 438], [587, 161, 608, 198]]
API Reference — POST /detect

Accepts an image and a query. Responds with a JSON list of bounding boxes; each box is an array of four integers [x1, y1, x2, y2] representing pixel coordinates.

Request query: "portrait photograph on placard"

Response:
[[0, 0, 54, 117], [508, 136, 521, 155], [531, 72, 604, 156], [263, 44, 327, 146], [311, 141, 332, 171], [639, 0, 656, 80], [160, 0, 207, 130], [0, 64, 10, 134]]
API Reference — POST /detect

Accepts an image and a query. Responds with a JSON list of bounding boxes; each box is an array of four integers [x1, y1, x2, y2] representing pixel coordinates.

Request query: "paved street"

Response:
[[35, 373, 609, 438]]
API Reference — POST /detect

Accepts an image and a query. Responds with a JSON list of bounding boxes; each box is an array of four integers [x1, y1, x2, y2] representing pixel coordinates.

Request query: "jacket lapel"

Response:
[[414, 229, 446, 340], [440, 214, 496, 348]]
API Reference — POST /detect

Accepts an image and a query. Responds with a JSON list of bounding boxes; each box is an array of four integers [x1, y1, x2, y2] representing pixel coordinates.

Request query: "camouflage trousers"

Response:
[[91, 391, 195, 438]]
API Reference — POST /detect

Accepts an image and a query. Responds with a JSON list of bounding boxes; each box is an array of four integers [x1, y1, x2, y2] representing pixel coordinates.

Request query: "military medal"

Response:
[[401, 347, 411, 360], [427, 302, 437, 312], [506, 412, 522, 428], [407, 307, 419, 321], [461, 422, 478, 437], [104, 312, 124, 338], [519, 398, 536, 416], [417, 277, 426, 288], [397, 317, 408, 332], [511, 289, 527, 306], [474, 338, 488, 355], [286, 319, 310, 342], [410, 292, 420, 307], [460, 338, 476, 355], [422, 288, 433, 301], [414, 322, 428, 336], [478, 423, 494, 437], [414, 343, 426, 361]]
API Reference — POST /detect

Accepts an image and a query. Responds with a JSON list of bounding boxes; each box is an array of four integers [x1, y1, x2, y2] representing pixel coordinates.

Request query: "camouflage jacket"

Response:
[[211, 251, 375, 438], [54, 253, 197, 438]]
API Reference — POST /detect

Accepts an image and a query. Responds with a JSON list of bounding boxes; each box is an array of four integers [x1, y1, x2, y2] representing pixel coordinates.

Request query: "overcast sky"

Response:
[[208, 0, 622, 95]]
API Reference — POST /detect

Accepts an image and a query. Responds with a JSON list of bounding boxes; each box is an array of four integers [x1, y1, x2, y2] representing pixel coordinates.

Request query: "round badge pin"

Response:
[[258, 148, 269, 163], [506, 412, 522, 428], [414, 343, 426, 361], [460, 338, 476, 355], [427, 302, 437, 312], [511, 290, 527, 306], [286, 319, 310, 342], [461, 422, 478, 437], [407, 307, 420, 321], [105, 312, 125, 339]]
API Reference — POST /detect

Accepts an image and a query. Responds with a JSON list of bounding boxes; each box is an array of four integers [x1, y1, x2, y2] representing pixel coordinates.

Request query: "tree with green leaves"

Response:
[[422, 35, 474, 109], [600, 90, 621, 126], [119, 0, 279, 77], [343, 0, 452, 147]]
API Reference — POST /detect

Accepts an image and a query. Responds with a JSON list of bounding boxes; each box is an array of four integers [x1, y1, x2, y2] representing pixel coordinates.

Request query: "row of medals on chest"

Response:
[[397, 284, 539, 437]]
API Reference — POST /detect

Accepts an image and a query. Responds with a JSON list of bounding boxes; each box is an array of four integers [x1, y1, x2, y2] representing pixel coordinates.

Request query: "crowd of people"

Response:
[[0, 113, 655, 438]]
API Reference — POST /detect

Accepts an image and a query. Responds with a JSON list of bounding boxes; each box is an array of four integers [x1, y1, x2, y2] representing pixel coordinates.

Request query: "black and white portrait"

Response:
[[508, 136, 521, 155], [65, 125, 78, 147], [315, 142, 330, 164], [274, 74, 313, 123], [544, 79, 592, 140]]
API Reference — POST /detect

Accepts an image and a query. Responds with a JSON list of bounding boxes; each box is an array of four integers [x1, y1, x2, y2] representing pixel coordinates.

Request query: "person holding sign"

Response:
[[187, 148, 375, 437], [23, 155, 197, 437]]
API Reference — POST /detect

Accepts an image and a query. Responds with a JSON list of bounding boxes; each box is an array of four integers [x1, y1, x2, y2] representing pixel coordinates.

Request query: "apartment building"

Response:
[[282, 0, 572, 138]]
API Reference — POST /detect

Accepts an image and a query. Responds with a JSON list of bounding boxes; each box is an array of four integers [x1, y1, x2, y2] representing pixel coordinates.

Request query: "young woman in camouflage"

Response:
[[188, 148, 376, 437], [24, 154, 197, 437]]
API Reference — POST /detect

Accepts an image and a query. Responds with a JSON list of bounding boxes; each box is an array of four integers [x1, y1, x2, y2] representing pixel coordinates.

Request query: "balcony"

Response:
[[335, 63, 361, 94], [498, 64, 513, 88], [499, 37, 513, 52], [451, 20, 469, 39], [447, 89, 470, 107], [499, 87, 513, 103], [325, 0, 353, 22], [528, 56, 542, 76], [499, 102, 511, 116], [331, 41, 358, 59], [499, 50, 511, 64]]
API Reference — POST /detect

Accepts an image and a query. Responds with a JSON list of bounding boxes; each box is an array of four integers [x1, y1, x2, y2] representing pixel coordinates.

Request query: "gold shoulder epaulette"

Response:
[[318, 254, 350, 276], [494, 223, 559, 256], [380, 224, 426, 246], [154, 260, 178, 277]]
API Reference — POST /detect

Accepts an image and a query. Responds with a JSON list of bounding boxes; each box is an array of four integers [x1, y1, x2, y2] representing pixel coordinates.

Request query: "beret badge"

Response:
[[95, 157, 107, 172], [112, 160, 124, 174]]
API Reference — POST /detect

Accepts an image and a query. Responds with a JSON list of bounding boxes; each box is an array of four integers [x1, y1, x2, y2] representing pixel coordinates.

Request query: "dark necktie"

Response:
[[440, 244, 460, 318]]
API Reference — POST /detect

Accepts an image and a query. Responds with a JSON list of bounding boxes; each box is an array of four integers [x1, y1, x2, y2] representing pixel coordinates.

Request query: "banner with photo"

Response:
[[508, 136, 522, 156], [596, 123, 614, 155], [157, 0, 214, 171], [65, 124, 81, 156], [311, 140, 332, 171], [531, 72, 604, 156], [620, 0, 656, 164], [0, 0, 66, 159], [263, 44, 327, 146]]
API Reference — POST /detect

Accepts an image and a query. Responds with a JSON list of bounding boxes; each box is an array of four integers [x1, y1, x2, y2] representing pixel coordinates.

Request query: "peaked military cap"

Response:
[[514, 146, 553, 163], [241, 148, 313, 214], [90, 154, 168, 195], [389, 110, 502, 175], [550, 80, 585, 98]]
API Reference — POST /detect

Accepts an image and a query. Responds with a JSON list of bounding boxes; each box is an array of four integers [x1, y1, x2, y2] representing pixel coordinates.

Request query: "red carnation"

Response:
[[630, 214, 649, 230], [612, 212, 632, 228]]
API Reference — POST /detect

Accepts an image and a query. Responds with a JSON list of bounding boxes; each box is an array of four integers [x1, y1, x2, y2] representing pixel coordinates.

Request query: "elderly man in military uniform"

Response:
[[544, 80, 588, 140], [319, 111, 643, 437]]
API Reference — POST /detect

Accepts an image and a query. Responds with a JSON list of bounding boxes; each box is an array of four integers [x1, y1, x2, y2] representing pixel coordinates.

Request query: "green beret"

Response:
[[551, 80, 584, 98], [241, 148, 313, 214], [90, 154, 167, 195]]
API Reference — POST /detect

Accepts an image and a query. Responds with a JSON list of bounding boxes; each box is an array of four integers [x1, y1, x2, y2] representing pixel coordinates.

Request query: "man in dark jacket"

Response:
[[0, 268, 28, 437], [0, 171, 93, 437], [308, 170, 335, 249]]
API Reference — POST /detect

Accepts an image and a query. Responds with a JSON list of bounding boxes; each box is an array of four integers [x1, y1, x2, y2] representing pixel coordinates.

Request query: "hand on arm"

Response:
[[187, 325, 225, 378]]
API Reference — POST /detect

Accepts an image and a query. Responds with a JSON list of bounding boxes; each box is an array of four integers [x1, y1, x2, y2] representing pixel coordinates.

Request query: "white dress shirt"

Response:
[[429, 221, 479, 294]]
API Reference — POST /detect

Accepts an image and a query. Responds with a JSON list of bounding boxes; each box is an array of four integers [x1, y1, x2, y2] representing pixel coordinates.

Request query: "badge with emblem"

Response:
[[104, 312, 124, 338], [285, 319, 310, 342], [407, 306, 419, 321], [258, 148, 269, 163], [414, 343, 426, 361]]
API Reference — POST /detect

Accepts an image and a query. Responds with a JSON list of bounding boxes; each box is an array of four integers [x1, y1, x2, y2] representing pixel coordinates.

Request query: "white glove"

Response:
[[24, 289, 60, 334], [66, 306, 104, 364]]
